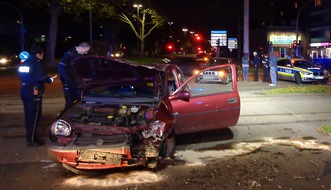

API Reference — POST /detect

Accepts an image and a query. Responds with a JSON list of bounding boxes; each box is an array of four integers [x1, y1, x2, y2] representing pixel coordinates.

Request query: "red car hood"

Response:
[[70, 56, 162, 92]]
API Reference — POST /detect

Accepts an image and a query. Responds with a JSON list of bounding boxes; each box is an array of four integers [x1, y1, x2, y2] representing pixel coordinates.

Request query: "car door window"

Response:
[[183, 66, 234, 97]]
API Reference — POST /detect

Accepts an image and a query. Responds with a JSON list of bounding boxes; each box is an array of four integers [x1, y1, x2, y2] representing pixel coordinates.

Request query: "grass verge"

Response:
[[258, 85, 331, 95], [317, 124, 331, 135]]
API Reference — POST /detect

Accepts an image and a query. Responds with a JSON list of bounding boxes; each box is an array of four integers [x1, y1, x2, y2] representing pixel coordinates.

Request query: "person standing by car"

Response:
[[58, 42, 90, 109], [241, 55, 249, 82], [262, 53, 270, 83], [18, 43, 57, 146], [251, 51, 261, 81], [269, 51, 278, 86]]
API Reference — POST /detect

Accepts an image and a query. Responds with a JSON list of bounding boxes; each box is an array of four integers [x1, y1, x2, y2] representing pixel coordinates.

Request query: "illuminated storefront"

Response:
[[267, 28, 303, 58], [309, 42, 331, 58]]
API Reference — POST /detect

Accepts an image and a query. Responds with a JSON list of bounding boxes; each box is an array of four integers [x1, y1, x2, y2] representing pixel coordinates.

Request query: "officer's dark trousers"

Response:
[[61, 81, 79, 109], [20, 87, 42, 143], [254, 66, 259, 81]]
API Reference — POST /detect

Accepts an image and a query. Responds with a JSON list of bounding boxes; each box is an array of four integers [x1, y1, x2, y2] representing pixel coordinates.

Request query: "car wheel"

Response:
[[276, 71, 280, 80], [295, 73, 302, 84], [159, 131, 176, 159]]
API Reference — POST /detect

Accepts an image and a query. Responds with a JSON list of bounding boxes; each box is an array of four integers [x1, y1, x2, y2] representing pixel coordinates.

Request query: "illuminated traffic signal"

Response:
[[167, 44, 174, 51], [293, 40, 297, 48]]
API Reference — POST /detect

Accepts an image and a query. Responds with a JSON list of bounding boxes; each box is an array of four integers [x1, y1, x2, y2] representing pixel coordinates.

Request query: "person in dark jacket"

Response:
[[57, 42, 90, 109], [251, 51, 261, 81], [18, 44, 57, 146], [262, 53, 270, 83]]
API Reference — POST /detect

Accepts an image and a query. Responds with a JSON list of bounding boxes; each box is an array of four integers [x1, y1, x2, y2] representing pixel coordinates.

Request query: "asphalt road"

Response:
[[1, 69, 331, 189]]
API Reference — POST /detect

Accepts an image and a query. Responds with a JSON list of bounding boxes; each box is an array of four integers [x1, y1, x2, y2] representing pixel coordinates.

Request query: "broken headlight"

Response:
[[142, 120, 166, 141], [51, 119, 71, 136]]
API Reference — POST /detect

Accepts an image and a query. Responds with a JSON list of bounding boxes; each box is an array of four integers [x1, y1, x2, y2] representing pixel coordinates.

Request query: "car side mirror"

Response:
[[169, 90, 190, 102]]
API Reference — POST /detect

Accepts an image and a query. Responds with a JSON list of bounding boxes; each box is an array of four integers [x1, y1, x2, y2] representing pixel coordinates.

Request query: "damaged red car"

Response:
[[47, 56, 240, 173]]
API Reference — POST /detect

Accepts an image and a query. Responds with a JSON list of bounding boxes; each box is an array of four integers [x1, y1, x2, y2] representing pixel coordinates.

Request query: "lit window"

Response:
[[315, 0, 321, 6], [280, 11, 284, 17]]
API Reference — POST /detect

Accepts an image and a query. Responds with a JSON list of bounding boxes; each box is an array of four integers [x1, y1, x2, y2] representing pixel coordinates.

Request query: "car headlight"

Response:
[[194, 70, 200, 75], [51, 119, 71, 136], [142, 120, 166, 141], [301, 71, 312, 75], [0, 58, 9, 64], [217, 71, 225, 77]]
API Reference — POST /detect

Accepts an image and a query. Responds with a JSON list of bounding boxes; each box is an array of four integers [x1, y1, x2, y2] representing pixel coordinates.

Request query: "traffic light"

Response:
[[293, 40, 297, 48], [166, 44, 174, 51]]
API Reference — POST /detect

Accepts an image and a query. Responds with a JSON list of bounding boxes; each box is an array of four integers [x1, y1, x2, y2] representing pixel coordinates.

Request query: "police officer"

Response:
[[18, 44, 57, 146], [252, 51, 261, 81], [57, 42, 90, 109], [262, 53, 270, 83]]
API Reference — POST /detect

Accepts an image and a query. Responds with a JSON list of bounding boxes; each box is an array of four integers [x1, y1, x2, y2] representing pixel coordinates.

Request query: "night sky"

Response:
[[0, 0, 310, 56]]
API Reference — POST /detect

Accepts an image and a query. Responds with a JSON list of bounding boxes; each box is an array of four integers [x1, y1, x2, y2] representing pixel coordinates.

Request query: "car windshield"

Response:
[[293, 60, 314, 67]]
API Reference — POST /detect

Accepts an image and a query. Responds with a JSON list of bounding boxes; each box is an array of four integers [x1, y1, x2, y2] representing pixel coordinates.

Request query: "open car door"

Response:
[[170, 64, 240, 135]]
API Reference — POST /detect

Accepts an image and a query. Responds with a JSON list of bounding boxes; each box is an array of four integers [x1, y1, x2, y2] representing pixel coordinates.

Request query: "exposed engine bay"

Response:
[[65, 104, 154, 127]]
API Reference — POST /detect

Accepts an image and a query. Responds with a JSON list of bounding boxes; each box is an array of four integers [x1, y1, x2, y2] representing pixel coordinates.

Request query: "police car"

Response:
[[277, 58, 330, 84]]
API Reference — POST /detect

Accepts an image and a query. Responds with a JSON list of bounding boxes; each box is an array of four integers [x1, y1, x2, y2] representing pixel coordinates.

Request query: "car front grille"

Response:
[[313, 71, 324, 76], [74, 133, 129, 147]]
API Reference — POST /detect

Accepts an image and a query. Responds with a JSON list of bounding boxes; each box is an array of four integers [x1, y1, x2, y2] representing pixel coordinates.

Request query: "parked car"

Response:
[[161, 56, 207, 76], [277, 58, 330, 84], [47, 56, 240, 174], [0, 54, 19, 66], [195, 58, 240, 82]]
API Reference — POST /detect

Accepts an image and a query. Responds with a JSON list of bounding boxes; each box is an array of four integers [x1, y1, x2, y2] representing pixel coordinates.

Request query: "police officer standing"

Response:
[[252, 51, 261, 81], [57, 42, 90, 109], [262, 53, 270, 83], [18, 44, 57, 146]]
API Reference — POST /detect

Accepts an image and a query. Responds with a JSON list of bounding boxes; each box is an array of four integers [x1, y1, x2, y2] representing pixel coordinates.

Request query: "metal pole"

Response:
[[89, 0, 93, 51], [243, 0, 249, 60], [0, 2, 25, 51]]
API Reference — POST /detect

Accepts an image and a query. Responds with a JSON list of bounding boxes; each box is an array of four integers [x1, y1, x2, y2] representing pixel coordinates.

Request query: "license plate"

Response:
[[78, 149, 122, 164], [315, 76, 324, 79], [203, 75, 217, 80]]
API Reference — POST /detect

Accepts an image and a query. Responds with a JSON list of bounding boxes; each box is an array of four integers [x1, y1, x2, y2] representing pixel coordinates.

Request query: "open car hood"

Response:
[[70, 56, 162, 93]]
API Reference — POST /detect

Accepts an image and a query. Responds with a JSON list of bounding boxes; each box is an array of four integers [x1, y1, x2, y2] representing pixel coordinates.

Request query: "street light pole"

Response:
[[295, 0, 314, 57], [0, 2, 25, 52], [133, 4, 142, 54]]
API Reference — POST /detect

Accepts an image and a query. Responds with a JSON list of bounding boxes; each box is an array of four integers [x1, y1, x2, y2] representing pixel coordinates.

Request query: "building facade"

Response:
[[309, 0, 331, 58]]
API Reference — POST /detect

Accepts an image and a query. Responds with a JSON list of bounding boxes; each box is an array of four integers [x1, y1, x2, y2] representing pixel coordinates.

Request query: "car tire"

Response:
[[295, 72, 302, 84], [159, 131, 176, 159], [223, 75, 230, 85]]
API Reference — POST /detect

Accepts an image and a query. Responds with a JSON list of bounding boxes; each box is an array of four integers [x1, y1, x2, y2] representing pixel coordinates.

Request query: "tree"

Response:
[[118, 8, 164, 56], [29, 0, 116, 67]]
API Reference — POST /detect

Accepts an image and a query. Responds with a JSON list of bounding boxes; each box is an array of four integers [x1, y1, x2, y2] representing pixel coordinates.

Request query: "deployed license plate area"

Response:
[[78, 149, 122, 164]]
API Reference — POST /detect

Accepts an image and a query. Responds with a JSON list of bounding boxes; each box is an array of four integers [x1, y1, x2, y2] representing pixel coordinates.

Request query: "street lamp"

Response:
[[0, 2, 25, 52], [182, 28, 188, 37], [133, 4, 143, 18], [295, 0, 314, 57], [168, 22, 173, 38], [133, 4, 142, 53]]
